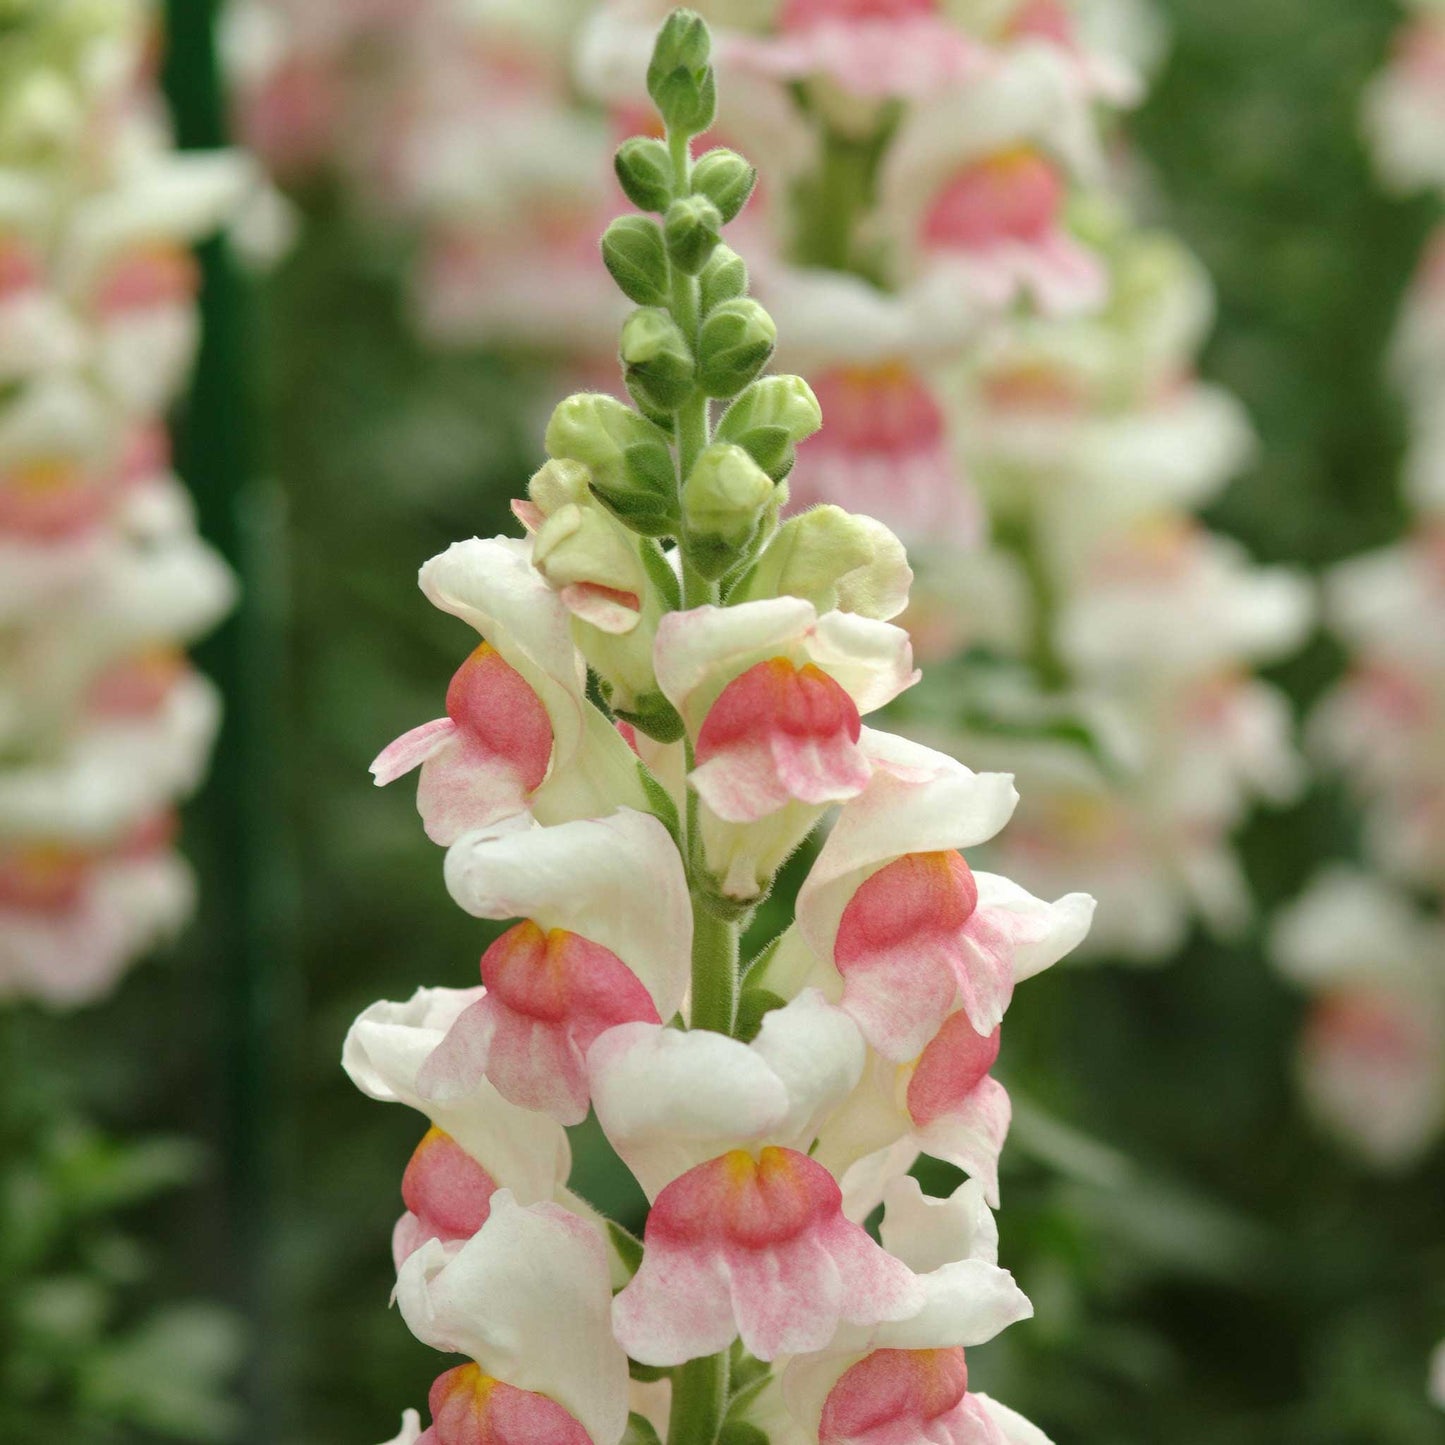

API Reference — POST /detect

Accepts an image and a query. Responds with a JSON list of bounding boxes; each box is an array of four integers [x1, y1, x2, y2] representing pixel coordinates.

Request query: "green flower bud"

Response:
[[646, 8, 716, 136], [682, 442, 775, 578], [614, 136, 675, 212], [601, 216, 670, 306], [691, 147, 757, 223], [697, 298, 776, 398], [544, 393, 678, 536], [736, 505, 912, 619], [620, 306, 696, 412], [527, 457, 592, 516], [699, 244, 748, 312], [715, 374, 823, 480], [532, 501, 647, 598], [664, 194, 722, 275]]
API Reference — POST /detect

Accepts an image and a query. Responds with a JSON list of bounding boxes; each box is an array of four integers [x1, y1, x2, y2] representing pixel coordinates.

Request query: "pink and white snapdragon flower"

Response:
[[0, 0, 244, 1006], [352, 20, 1093, 1442]]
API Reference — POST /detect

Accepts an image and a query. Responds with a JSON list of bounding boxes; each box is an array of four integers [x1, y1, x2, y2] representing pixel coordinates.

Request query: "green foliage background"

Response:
[[7, 0, 1441, 1441]]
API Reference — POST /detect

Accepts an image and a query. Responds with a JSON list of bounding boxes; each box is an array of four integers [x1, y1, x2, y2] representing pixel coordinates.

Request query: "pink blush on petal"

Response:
[[446, 921, 661, 1124], [820, 1347, 970, 1445], [907, 1015, 1002, 1129], [444, 643, 554, 790], [694, 659, 868, 822], [399, 1128, 497, 1250], [922, 150, 1065, 253], [426, 1364, 594, 1445], [615, 1147, 920, 1364]]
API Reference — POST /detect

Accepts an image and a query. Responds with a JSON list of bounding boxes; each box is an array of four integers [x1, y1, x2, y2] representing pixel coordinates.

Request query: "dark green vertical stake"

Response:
[[162, 5, 300, 1439]]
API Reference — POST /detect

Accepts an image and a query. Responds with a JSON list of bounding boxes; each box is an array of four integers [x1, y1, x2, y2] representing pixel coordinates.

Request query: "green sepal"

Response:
[[735, 987, 786, 1044], [617, 692, 688, 746], [646, 9, 717, 136], [621, 1410, 665, 1445], [697, 298, 776, 398], [692, 147, 757, 222], [614, 136, 675, 212], [635, 759, 684, 849], [700, 244, 749, 312], [621, 306, 696, 411], [650, 64, 717, 137], [602, 216, 670, 305], [607, 1219, 645, 1281], [717, 1424, 770, 1445], [640, 536, 683, 610], [729, 423, 794, 480], [664, 194, 723, 274]]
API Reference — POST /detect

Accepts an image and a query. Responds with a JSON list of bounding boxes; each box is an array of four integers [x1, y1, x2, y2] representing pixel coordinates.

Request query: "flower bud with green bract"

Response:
[[734, 505, 912, 621], [545, 393, 678, 536], [716, 374, 822, 479], [664, 194, 722, 274], [645, 8, 716, 135], [691, 148, 756, 223], [700, 245, 748, 312], [620, 307, 696, 412], [614, 136, 674, 213], [602, 217, 670, 306], [528, 458, 592, 515], [682, 444, 775, 579], [697, 298, 777, 398]]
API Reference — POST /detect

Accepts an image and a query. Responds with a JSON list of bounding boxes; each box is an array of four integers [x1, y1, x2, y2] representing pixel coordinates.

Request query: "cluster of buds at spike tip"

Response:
[[356, 13, 1094, 1445]]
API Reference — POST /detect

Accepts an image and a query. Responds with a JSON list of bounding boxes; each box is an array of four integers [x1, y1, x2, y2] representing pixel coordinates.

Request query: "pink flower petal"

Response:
[[424, 1363, 594, 1445], [693, 658, 868, 822], [614, 1146, 920, 1364], [420, 922, 660, 1126]]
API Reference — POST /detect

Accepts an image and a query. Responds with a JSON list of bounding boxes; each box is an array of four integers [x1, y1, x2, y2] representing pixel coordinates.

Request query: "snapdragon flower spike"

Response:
[[762, 732, 1092, 1060], [418, 809, 691, 1124], [371, 537, 647, 842]]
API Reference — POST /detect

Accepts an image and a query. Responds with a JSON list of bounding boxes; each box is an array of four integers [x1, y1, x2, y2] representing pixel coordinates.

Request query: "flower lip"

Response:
[[423, 1362, 594, 1445], [819, 1346, 970, 1444]]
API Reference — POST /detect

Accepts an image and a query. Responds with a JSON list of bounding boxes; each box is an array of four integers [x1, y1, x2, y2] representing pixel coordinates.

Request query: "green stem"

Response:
[[668, 129, 708, 464], [689, 899, 739, 1035], [667, 1349, 730, 1445]]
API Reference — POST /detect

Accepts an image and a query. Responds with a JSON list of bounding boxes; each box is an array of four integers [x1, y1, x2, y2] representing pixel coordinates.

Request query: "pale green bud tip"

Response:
[[528, 458, 592, 515], [620, 307, 696, 411], [532, 502, 644, 595], [664, 194, 723, 275], [602, 216, 669, 306], [683, 443, 775, 541], [614, 137, 674, 213], [700, 245, 749, 312], [716, 375, 824, 479], [544, 394, 678, 537], [692, 148, 757, 224], [647, 9, 717, 136], [698, 298, 777, 399]]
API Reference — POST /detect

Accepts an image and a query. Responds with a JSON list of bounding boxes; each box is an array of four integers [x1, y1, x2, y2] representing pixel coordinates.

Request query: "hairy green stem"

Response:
[[667, 1348, 730, 1445], [689, 898, 740, 1035]]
